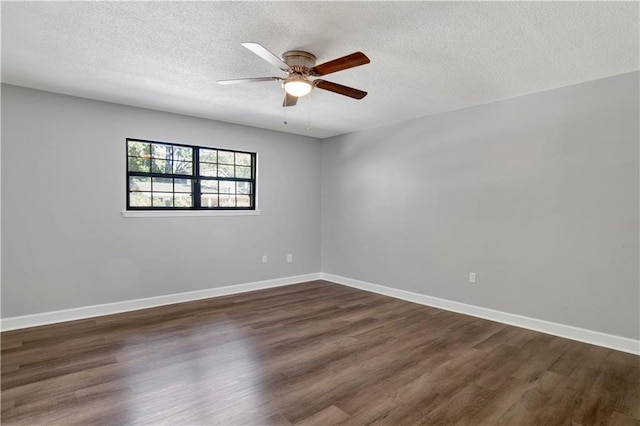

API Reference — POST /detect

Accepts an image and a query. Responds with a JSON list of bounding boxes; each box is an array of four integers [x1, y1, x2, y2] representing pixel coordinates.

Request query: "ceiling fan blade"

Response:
[[314, 80, 367, 99], [310, 52, 370, 76], [241, 42, 290, 72], [217, 77, 281, 85], [283, 92, 298, 107]]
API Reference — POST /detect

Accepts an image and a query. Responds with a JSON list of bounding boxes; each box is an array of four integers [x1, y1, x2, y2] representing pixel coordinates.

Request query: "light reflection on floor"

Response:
[[117, 319, 269, 424]]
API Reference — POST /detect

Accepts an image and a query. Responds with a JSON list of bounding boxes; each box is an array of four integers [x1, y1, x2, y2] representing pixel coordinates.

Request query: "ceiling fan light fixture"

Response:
[[220, 43, 370, 106], [283, 76, 312, 97]]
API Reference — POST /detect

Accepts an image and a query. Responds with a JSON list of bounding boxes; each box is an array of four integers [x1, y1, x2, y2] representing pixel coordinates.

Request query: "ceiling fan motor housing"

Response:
[[282, 51, 317, 74]]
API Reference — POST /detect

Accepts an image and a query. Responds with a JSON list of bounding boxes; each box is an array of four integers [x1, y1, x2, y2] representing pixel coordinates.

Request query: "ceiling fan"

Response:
[[217, 42, 370, 107]]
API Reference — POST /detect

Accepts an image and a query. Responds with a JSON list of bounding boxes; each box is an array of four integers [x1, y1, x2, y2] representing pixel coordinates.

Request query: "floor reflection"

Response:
[[117, 319, 269, 424]]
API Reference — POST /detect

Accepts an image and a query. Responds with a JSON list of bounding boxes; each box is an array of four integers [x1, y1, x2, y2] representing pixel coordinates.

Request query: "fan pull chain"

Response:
[[306, 91, 312, 130], [283, 108, 287, 126]]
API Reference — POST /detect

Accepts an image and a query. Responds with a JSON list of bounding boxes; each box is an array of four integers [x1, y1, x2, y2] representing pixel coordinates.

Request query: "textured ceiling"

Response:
[[2, 2, 638, 139]]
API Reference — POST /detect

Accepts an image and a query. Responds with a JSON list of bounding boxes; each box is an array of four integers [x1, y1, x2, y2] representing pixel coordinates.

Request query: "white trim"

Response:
[[0, 273, 321, 331], [320, 273, 640, 355], [121, 210, 261, 218], [3, 272, 637, 355]]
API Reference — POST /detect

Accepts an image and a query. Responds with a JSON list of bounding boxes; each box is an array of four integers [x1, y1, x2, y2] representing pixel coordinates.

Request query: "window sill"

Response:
[[121, 210, 261, 218]]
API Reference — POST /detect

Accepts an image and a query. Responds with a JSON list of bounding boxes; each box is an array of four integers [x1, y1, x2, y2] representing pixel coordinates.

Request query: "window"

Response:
[[126, 138, 256, 210]]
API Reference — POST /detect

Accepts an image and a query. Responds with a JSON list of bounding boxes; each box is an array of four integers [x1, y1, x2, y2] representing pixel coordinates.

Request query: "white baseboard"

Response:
[[320, 273, 640, 355], [3, 272, 638, 355], [0, 273, 322, 332]]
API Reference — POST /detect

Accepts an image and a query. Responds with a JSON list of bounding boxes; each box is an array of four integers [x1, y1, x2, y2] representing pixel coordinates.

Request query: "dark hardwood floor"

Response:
[[2, 281, 638, 425]]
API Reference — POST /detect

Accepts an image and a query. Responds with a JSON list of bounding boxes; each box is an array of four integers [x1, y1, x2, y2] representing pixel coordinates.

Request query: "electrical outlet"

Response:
[[262, 255, 268, 264], [287, 253, 293, 263], [469, 272, 476, 283]]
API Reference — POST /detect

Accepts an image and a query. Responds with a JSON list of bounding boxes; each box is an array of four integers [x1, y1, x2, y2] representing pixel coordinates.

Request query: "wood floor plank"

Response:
[[2, 280, 638, 425], [607, 411, 640, 426], [294, 405, 349, 426]]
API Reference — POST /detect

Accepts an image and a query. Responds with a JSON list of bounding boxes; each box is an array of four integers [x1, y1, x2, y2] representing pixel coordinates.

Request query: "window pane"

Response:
[[173, 161, 193, 175], [130, 191, 152, 207], [219, 181, 235, 194], [152, 159, 172, 174], [219, 194, 236, 207], [237, 182, 251, 195], [200, 163, 217, 177], [152, 144, 172, 159], [235, 166, 251, 179], [152, 192, 174, 207], [128, 157, 150, 172], [174, 178, 192, 193], [200, 149, 217, 163], [235, 153, 251, 166], [201, 194, 219, 208], [152, 177, 173, 192], [218, 164, 234, 177], [174, 193, 193, 207], [127, 139, 256, 211], [128, 141, 151, 158], [173, 147, 193, 162], [201, 179, 218, 192], [129, 176, 151, 191], [218, 151, 234, 164], [237, 195, 251, 207]]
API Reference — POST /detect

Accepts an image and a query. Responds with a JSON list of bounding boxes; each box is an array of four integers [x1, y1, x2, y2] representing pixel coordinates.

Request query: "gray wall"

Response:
[[321, 72, 639, 339], [3, 72, 639, 341], [1, 84, 321, 317]]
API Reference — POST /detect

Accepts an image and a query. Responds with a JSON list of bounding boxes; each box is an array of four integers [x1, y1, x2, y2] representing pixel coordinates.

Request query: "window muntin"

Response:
[[126, 138, 256, 210]]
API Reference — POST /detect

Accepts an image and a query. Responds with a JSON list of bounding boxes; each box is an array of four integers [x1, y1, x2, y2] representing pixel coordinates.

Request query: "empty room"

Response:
[[1, 1, 638, 425]]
